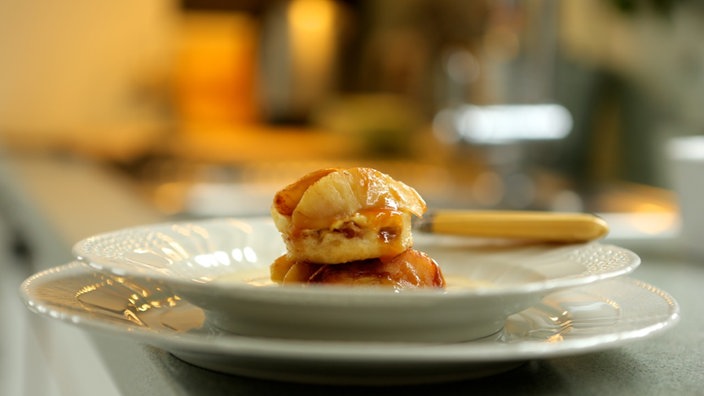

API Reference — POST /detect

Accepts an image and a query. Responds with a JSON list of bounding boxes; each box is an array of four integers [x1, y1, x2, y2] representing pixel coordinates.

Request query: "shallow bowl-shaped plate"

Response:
[[73, 217, 641, 342]]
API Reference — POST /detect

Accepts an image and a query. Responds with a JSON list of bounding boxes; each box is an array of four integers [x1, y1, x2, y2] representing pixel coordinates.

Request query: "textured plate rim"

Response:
[[71, 217, 642, 299]]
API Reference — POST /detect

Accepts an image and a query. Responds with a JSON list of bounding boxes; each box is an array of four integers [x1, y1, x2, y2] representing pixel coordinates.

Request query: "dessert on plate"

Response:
[[270, 167, 445, 289]]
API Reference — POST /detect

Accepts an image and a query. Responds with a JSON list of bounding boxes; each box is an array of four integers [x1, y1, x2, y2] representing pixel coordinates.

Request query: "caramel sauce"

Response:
[[364, 209, 406, 259]]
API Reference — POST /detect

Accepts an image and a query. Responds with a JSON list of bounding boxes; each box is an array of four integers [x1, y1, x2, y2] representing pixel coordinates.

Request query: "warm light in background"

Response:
[[287, 0, 337, 110], [628, 203, 678, 236], [289, 0, 335, 33], [175, 12, 259, 125]]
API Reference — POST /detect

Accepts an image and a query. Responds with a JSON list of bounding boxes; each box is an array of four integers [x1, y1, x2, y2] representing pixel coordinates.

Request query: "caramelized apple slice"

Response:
[[272, 168, 337, 216], [272, 249, 445, 289], [273, 167, 426, 230]]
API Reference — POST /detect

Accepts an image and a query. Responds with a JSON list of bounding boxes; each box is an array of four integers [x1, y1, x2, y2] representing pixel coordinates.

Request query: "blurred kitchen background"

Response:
[[3, 1, 704, 394], [2, 0, 699, 221]]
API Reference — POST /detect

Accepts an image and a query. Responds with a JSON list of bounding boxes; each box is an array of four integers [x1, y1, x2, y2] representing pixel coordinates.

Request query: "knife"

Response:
[[415, 210, 609, 243]]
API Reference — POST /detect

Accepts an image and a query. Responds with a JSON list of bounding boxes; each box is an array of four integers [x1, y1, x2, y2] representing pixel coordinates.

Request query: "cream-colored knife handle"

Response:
[[419, 210, 609, 242]]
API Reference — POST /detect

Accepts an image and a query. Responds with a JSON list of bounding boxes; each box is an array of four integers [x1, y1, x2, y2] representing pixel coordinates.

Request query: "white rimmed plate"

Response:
[[72, 217, 641, 342], [20, 262, 679, 385]]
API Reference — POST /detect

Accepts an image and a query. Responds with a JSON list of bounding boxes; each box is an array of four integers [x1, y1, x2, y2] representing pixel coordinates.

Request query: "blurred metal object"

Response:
[[433, 103, 573, 145], [425, 1, 569, 211]]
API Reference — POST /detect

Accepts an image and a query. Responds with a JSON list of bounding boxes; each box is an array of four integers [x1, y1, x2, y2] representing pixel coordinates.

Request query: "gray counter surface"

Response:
[[1, 153, 702, 395]]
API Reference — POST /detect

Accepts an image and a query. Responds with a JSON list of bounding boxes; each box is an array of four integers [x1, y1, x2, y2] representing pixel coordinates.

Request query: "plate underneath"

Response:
[[171, 349, 525, 385], [20, 263, 679, 385]]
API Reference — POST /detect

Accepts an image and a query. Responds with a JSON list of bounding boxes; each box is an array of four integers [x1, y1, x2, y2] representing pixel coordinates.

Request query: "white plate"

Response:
[[20, 262, 679, 385], [72, 217, 641, 342]]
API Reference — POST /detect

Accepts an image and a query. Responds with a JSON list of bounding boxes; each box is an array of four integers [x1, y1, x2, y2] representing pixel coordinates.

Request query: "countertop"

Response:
[[1, 152, 702, 395]]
